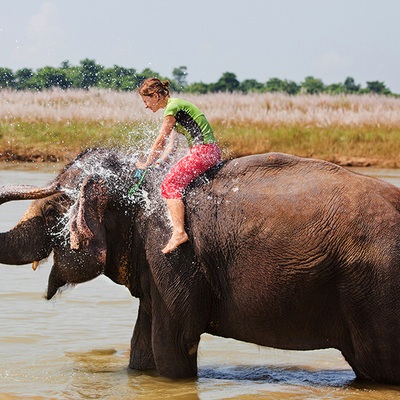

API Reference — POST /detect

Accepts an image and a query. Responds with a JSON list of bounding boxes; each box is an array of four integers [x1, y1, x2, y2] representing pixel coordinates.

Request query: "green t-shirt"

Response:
[[164, 98, 216, 147]]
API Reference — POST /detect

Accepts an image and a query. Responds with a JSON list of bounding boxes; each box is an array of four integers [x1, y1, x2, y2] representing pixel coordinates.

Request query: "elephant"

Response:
[[1, 147, 400, 385]]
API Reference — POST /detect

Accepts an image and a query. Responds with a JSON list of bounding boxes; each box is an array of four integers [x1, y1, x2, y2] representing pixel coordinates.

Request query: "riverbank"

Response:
[[1, 89, 399, 168], [0, 145, 382, 168]]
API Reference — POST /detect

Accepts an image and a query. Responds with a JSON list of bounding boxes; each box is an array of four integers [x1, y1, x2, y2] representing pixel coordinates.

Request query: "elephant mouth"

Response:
[[45, 245, 107, 300], [46, 266, 68, 300]]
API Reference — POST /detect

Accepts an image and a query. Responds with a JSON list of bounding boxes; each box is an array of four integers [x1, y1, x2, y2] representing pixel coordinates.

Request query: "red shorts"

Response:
[[161, 143, 221, 199]]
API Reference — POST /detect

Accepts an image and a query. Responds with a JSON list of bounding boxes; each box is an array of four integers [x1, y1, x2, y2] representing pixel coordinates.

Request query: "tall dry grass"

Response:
[[1, 89, 400, 166], [2, 89, 400, 126]]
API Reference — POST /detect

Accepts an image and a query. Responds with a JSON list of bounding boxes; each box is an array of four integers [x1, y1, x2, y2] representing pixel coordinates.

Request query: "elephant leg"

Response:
[[129, 302, 156, 371], [151, 306, 199, 379], [342, 341, 400, 384], [341, 298, 400, 384]]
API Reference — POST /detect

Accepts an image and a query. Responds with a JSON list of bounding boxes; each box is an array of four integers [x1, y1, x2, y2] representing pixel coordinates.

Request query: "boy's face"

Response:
[[141, 93, 161, 113]]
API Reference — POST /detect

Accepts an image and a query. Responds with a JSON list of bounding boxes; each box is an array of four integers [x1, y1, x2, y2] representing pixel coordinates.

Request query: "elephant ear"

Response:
[[69, 175, 108, 268]]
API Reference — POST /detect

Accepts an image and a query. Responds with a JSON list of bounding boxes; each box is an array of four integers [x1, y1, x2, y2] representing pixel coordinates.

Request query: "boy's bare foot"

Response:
[[162, 231, 189, 253]]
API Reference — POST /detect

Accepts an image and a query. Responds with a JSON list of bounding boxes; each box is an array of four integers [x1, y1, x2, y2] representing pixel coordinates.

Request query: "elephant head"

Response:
[[0, 148, 143, 300]]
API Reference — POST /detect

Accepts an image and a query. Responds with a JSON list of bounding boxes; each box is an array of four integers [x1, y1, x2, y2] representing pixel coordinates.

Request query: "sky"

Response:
[[1, 0, 400, 93]]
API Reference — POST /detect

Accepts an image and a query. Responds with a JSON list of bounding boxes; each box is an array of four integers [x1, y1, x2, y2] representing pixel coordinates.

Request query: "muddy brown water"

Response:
[[1, 164, 400, 399]]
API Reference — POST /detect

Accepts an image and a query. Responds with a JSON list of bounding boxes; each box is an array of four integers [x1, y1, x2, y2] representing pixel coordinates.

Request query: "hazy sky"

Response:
[[1, 0, 400, 92]]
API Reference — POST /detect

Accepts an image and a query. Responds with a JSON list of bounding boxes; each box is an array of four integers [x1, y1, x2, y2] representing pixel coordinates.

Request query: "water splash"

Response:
[[48, 132, 184, 244]]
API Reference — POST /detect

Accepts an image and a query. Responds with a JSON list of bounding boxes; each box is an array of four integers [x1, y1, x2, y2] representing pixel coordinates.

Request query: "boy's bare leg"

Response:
[[162, 198, 189, 253]]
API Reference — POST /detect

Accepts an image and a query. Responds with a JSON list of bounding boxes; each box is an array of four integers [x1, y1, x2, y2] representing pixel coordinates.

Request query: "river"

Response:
[[1, 164, 400, 399]]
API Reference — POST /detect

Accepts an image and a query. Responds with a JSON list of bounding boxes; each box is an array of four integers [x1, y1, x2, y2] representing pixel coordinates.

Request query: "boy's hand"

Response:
[[135, 161, 147, 170]]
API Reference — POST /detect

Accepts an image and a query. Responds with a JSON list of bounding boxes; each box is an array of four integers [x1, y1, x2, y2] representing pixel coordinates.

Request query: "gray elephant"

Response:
[[1, 148, 400, 385]]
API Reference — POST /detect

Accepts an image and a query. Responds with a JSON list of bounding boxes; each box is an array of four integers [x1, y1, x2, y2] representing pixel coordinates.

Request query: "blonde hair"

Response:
[[139, 78, 170, 97]]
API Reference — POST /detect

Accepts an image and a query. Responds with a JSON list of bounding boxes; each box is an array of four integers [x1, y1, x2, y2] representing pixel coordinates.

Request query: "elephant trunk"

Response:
[[0, 204, 52, 265], [0, 182, 60, 205], [0, 183, 60, 265]]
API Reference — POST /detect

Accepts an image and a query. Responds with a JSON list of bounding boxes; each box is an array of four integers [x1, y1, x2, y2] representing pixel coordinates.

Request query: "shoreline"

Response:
[[0, 148, 388, 169]]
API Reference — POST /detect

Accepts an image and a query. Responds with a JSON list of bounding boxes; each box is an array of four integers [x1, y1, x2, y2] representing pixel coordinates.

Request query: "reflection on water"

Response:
[[0, 165, 400, 399]]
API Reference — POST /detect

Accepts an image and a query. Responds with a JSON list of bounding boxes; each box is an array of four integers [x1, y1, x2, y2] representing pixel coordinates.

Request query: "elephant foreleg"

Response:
[[151, 306, 199, 379], [129, 302, 156, 371]]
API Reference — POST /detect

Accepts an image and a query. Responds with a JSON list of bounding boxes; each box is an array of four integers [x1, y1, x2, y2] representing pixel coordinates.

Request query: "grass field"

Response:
[[1, 89, 400, 167]]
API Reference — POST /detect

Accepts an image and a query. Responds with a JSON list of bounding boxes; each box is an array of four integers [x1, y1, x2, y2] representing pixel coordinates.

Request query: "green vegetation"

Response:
[[0, 118, 161, 163], [0, 59, 397, 96], [216, 123, 400, 167]]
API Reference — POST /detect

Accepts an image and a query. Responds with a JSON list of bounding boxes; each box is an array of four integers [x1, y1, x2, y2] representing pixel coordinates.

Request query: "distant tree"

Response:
[[134, 68, 162, 88], [60, 60, 71, 69], [79, 58, 103, 89], [301, 76, 325, 94], [210, 72, 240, 92], [325, 82, 347, 94], [264, 78, 300, 94], [264, 78, 285, 92], [2, 60, 398, 96], [0, 68, 15, 88], [172, 66, 188, 90], [283, 80, 301, 95], [119, 77, 139, 91], [98, 68, 115, 89], [239, 79, 264, 93], [28, 66, 70, 90], [140, 68, 159, 78], [365, 80, 391, 95], [183, 82, 209, 94], [98, 65, 138, 91], [63, 66, 82, 88], [15, 68, 33, 90], [344, 76, 360, 93]]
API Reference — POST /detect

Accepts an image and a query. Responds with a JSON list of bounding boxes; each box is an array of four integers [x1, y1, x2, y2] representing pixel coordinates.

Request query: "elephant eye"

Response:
[[42, 197, 68, 228], [42, 203, 58, 224], [43, 195, 71, 218], [43, 196, 73, 244]]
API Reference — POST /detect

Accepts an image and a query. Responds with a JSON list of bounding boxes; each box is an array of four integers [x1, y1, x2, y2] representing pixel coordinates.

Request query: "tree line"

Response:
[[0, 58, 396, 96]]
